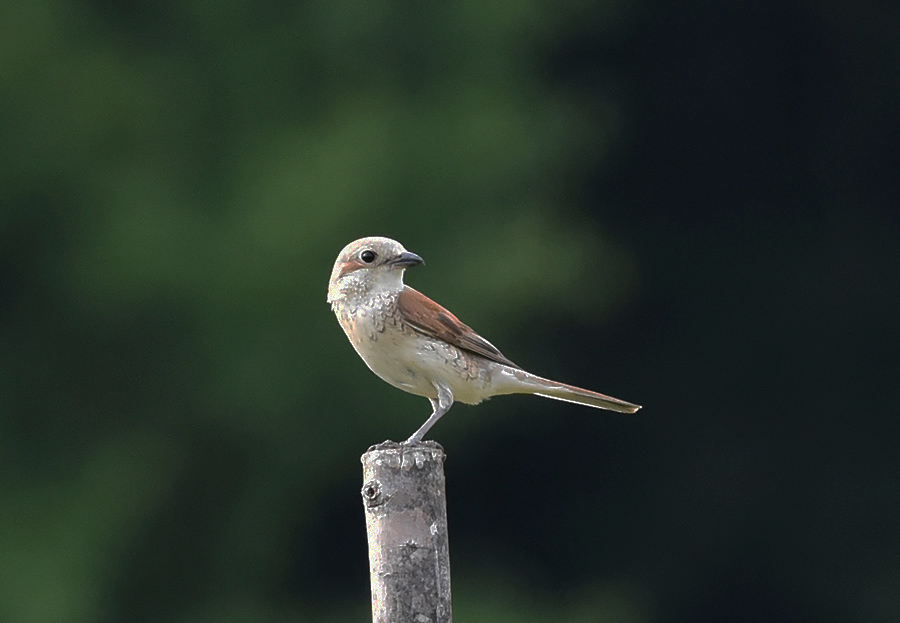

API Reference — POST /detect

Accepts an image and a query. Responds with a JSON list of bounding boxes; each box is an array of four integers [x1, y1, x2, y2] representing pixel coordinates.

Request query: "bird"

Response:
[[327, 236, 641, 444]]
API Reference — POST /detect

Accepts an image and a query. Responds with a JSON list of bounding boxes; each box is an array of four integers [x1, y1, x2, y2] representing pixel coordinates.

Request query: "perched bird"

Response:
[[327, 236, 641, 443]]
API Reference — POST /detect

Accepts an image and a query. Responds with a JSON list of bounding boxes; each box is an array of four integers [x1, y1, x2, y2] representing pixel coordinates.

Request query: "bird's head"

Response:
[[327, 237, 424, 304]]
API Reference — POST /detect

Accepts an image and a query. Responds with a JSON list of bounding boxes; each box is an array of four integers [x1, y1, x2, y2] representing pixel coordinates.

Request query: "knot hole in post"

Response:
[[361, 479, 383, 507]]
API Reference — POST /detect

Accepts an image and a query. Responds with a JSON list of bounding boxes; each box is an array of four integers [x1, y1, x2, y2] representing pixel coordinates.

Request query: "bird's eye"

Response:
[[360, 250, 377, 264]]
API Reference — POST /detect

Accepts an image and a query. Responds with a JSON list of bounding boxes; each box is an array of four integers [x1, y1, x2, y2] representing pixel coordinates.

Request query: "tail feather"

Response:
[[531, 378, 641, 414]]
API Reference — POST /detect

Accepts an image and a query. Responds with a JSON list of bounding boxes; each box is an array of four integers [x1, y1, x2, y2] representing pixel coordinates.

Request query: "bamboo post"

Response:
[[361, 441, 452, 623]]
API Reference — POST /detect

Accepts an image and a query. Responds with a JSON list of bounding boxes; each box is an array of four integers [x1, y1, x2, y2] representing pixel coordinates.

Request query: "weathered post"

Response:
[[361, 441, 452, 623]]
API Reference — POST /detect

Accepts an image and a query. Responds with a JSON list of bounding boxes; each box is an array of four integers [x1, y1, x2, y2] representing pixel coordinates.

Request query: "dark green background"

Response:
[[2, 1, 898, 622]]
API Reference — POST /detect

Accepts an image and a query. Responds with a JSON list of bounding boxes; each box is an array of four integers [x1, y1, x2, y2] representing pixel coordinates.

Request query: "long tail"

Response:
[[529, 376, 641, 414]]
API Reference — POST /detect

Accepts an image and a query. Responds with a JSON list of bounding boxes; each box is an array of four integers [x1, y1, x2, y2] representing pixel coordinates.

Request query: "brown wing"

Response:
[[397, 287, 519, 368]]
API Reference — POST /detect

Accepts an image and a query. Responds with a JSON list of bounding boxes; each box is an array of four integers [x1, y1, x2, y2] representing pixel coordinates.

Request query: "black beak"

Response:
[[390, 251, 424, 268]]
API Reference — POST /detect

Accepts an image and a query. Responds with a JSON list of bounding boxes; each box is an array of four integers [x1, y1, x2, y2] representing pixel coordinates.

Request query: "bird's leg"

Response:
[[405, 382, 453, 444]]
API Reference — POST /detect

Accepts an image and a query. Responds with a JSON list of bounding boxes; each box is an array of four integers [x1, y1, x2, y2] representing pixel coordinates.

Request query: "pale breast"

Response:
[[333, 296, 499, 404]]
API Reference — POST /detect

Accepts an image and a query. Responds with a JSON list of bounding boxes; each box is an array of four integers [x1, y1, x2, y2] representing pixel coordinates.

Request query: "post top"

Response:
[[366, 439, 444, 453], [361, 440, 446, 468]]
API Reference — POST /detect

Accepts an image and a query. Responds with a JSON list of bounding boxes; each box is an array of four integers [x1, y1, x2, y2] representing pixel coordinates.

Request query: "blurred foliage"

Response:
[[1, 0, 899, 622]]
